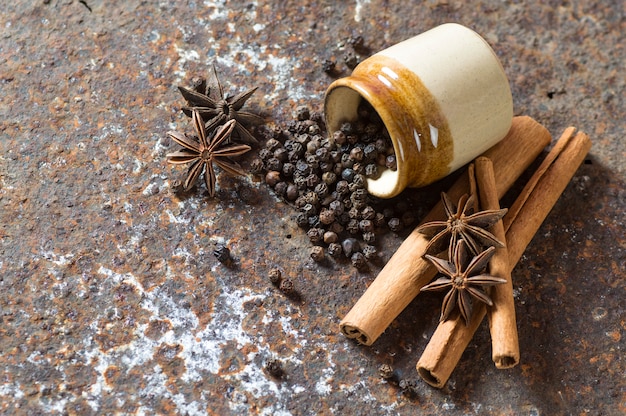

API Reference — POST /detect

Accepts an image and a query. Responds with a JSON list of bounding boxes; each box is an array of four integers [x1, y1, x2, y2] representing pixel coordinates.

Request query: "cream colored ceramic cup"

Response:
[[325, 23, 513, 198]]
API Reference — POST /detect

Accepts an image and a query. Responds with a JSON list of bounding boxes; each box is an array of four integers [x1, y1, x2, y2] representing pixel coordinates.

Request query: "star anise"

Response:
[[416, 192, 508, 258], [178, 66, 263, 144], [166, 110, 251, 196], [421, 240, 507, 325]]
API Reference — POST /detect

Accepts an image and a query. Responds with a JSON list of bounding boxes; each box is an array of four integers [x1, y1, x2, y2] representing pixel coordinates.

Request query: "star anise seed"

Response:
[[416, 192, 508, 258], [166, 111, 251, 196], [421, 240, 507, 325], [178, 66, 263, 144]]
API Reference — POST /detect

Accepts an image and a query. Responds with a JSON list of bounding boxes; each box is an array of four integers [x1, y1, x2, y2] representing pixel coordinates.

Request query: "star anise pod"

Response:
[[421, 240, 507, 325], [166, 111, 251, 196], [178, 66, 263, 144], [416, 192, 508, 258]]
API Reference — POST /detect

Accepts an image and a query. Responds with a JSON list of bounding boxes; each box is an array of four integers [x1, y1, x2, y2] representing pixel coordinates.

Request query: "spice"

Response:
[[178, 66, 263, 144], [378, 363, 394, 380], [351, 252, 367, 270], [422, 240, 506, 325], [279, 278, 295, 295], [268, 268, 282, 285], [310, 246, 325, 262], [166, 112, 251, 195], [213, 245, 232, 266], [264, 358, 283, 378], [416, 192, 507, 258]]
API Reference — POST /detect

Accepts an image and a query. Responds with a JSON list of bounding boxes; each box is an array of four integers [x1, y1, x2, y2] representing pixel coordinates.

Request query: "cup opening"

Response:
[[325, 84, 402, 199]]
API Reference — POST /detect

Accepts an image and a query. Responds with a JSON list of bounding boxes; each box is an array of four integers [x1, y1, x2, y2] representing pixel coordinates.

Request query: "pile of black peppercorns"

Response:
[[252, 101, 417, 270]]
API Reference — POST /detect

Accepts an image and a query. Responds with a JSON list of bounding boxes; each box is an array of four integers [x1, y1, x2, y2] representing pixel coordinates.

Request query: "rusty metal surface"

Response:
[[0, 1, 624, 415]]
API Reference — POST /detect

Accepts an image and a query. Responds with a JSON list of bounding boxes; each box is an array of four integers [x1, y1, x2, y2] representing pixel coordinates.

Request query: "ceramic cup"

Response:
[[324, 23, 513, 198]]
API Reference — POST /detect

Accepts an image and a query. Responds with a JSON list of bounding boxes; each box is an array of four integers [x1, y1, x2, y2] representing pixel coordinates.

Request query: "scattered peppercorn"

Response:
[[268, 268, 282, 285], [279, 278, 295, 295], [327, 242, 342, 258], [388, 217, 402, 233], [213, 245, 232, 266], [257, 101, 414, 271], [264, 358, 284, 378], [351, 252, 367, 270], [310, 246, 325, 262], [378, 363, 394, 380]]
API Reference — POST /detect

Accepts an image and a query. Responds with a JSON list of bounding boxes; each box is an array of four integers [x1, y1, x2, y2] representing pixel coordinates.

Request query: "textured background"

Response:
[[0, 1, 624, 415]]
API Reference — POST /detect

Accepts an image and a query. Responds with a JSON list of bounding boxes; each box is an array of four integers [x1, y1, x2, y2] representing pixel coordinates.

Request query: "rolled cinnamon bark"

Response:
[[416, 127, 591, 388], [475, 157, 519, 369], [340, 116, 551, 345]]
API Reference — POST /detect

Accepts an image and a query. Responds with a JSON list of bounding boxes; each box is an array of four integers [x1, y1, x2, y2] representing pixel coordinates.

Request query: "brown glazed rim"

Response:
[[325, 55, 452, 199]]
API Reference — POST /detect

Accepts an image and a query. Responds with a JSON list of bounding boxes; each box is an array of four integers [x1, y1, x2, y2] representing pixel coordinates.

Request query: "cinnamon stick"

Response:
[[416, 127, 591, 388], [340, 116, 551, 345], [475, 157, 519, 369]]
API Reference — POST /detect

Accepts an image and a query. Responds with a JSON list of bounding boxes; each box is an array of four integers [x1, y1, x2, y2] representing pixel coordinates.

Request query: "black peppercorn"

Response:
[[282, 162, 295, 177], [385, 154, 397, 170], [265, 171, 281, 187], [361, 206, 376, 220], [378, 363, 394, 380], [305, 173, 320, 189], [332, 130, 346, 145], [359, 219, 374, 233], [268, 268, 282, 285], [213, 245, 232, 266], [250, 158, 265, 174], [323, 231, 338, 244], [304, 191, 319, 206], [286, 184, 299, 201], [295, 212, 308, 228], [362, 232, 376, 245], [329, 200, 344, 216], [351, 252, 367, 270], [349, 147, 364, 161], [374, 212, 386, 227], [388, 217, 402, 232], [273, 147, 288, 162], [274, 181, 287, 196], [308, 215, 321, 228], [335, 180, 350, 196], [296, 105, 310, 121], [314, 182, 329, 199], [342, 238, 360, 257], [265, 358, 284, 378], [310, 246, 325, 262], [322, 59, 336, 74], [352, 174, 366, 188], [327, 242, 342, 258], [265, 138, 282, 152], [258, 148, 272, 161], [322, 171, 337, 185], [279, 278, 295, 294], [351, 188, 368, 201], [347, 219, 360, 235], [319, 208, 335, 225], [307, 227, 324, 244], [362, 244, 377, 260], [363, 144, 377, 160], [375, 138, 388, 153], [302, 203, 317, 218], [365, 163, 378, 177], [344, 51, 358, 69], [296, 159, 311, 175], [399, 379, 418, 398], [341, 168, 355, 182]]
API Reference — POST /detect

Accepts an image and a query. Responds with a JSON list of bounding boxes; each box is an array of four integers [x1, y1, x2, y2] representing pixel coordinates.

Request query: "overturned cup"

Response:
[[325, 23, 513, 198]]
